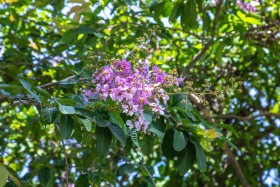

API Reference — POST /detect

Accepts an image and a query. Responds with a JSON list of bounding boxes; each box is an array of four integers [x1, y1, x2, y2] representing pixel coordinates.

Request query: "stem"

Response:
[[56, 124, 69, 186], [133, 147, 156, 187]]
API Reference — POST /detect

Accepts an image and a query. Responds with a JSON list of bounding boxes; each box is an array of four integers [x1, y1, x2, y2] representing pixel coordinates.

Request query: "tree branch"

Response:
[[214, 111, 280, 121], [181, 41, 212, 79], [39, 75, 77, 89], [224, 144, 251, 187], [181, 0, 224, 79], [187, 94, 251, 187]]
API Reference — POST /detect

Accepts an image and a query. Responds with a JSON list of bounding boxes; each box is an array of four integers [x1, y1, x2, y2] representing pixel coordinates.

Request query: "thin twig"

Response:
[[39, 75, 77, 89], [56, 124, 69, 186], [214, 111, 280, 121], [133, 147, 156, 187]]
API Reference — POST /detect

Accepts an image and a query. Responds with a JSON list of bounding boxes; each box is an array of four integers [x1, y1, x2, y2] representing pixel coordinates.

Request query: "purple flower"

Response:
[[111, 88, 124, 102], [85, 59, 183, 132], [149, 103, 165, 115], [95, 66, 114, 84], [118, 58, 131, 71], [83, 89, 95, 102], [126, 120, 134, 129], [237, 0, 257, 13]]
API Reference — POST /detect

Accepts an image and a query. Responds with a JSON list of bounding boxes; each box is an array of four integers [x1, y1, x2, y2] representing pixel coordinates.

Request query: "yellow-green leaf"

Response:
[[0, 164, 8, 187], [200, 138, 213, 152]]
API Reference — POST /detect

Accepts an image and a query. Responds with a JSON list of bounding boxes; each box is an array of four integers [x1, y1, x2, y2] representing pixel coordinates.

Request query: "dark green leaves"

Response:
[[162, 129, 176, 158], [170, 2, 182, 23], [38, 167, 51, 184], [140, 135, 155, 154], [109, 111, 126, 134], [194, 141, 206, 172], [173, 129, 188, 152], [116, 164, 136, 176], [107, 123, 126, 146], [75, 174, 90, 187], [181, 0, 197, 29], [95, 127, 112, 157], [177, 142, 196, 174], [41, 107, 58, 124], [58, 115, 74, 139], [19, 78, 40, 103]]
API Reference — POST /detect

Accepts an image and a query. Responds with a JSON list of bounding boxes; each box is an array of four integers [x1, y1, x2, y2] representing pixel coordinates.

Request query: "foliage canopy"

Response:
[[0, 0, 279, 186]]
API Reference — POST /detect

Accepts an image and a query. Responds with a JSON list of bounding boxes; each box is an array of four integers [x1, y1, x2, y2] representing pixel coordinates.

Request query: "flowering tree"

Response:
[[1, 0, 279, 186]]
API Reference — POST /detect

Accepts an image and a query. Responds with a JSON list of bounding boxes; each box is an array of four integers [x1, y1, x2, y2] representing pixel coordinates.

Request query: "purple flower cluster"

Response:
[[237, 0, 257, 13], [84, 59, 183, 132]]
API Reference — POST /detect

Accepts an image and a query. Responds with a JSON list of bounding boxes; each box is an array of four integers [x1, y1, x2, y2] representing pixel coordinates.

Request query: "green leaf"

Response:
[[58, 115, 74, 139], [41, 107, 58, 124], [140, 135, 154, 154], [19, 78, 32, 90], [58, 99, 76, 106], [181, 0, 197, 29], [82, 132, 93, 145], [143, 112, 152, 123], [107, 123, 126, 146], [177, 142, 196, 175], [0, 84, 23, 95], [171, 94, 186, 107], [162, 128, 176, 158], [0, 164, 8, 187], [173, 129, 188, 152], [75, 108, 95, 119], [58, 104, 75, 114], [79, 118, 92, 131], [170, 3, 181, 22], [194, 141, 206, 171], [109, 111, 126, 134], [95, 127, 112, 157], [162, 1, 173, 17], [237, 11, 262, 25], [87, 173, 101, 184], [38, 167, 51, 184], [200, 138, 213, 152], [19, 78, 41, 103], [75, 108, 110, 127], [116, 164, 136, 176], [215, 42, 225, 64], [148, 123, 164, 141], [61, 29, 77, 43], [75, 174, 89, 187], [131, 130, 140, 147], [34, 87, 51, 99], [7, 171, 21, 187]]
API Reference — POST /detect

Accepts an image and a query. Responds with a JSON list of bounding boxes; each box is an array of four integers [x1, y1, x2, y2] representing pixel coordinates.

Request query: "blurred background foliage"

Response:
[[0, 0, 279, 186]]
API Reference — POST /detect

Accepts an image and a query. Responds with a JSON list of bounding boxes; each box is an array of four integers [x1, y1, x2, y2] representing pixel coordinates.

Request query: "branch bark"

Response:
[[224, 144, 251, 187]]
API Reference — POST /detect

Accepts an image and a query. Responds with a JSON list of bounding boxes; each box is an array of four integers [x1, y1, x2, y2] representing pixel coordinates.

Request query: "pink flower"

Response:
[[85, 59, 182, 132]]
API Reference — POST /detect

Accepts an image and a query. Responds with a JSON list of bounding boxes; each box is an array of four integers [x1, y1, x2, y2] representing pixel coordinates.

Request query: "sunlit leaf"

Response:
[[58, 104, 75, 114], [200, 138, 213, 152], [0, 164, 8, 187]]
